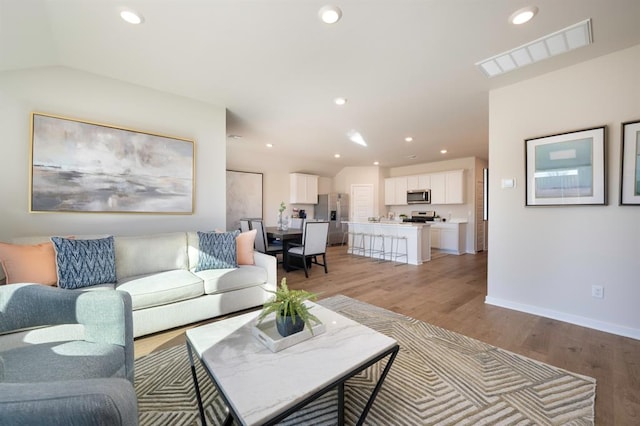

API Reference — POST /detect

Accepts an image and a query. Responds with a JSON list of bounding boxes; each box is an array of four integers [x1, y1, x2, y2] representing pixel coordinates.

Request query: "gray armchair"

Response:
[[0, 284, 137, 425]]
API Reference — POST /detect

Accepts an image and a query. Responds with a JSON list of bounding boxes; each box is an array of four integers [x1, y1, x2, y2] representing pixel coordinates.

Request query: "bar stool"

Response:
[[340, 222, 350, 246], [368, 223, 387, 262], [390, 228, 408, 264], [347, 229, 366, 256]]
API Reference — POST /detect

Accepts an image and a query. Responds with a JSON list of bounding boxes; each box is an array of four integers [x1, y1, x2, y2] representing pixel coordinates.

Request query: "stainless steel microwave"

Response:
[[407, 189, 431, 204]]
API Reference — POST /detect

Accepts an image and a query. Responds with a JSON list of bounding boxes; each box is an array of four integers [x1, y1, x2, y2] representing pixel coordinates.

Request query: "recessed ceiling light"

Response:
[[373, 161, 380, 166], [334, 97, 347, 106], [120, 10, 144, 25], [319, 5, 342, 24], [334, 154, 341, 158], [440, 149, 448, 154], [405, 137, 413, 142], [510, 6, 538, 25], [227, 134, 242, 140], [347, 130, 367, 147], [266, 143, 273, 148]]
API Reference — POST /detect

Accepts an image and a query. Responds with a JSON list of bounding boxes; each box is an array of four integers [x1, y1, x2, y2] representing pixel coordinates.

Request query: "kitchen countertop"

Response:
[[342, 220, 430, 227]]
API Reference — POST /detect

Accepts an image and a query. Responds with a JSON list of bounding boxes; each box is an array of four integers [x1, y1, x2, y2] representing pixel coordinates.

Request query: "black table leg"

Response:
[[283, 240, 291, 271], [186, 342, 207, 426], [356, 345, 399, 426], [338, 382, 345, 426]]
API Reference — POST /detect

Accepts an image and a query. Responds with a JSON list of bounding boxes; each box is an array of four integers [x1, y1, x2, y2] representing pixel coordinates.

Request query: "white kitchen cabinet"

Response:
[[418, 174, 431, 190], [407, 174, 431, 191], [430, 222, 466, 254], [444, 170, 465, 204], [406, 175, 419, 191], [429, 170, 464, 204], [440, 228, 458, 250], [384, 177, 408, 205], [430, 227, 441, 248], [389, 169, 464, 206], [290, 173, 318, 204], [430, 173, 446, 204]]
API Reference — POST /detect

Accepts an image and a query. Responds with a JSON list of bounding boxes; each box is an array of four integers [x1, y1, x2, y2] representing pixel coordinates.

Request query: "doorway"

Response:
[[350, 184, 374, 221]]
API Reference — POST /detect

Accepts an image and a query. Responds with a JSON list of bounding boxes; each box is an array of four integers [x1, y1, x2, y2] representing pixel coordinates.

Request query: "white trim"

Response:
[[485, 296, 640, 341]]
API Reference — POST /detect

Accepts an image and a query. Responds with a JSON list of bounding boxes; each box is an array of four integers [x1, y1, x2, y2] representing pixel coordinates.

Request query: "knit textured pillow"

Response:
[[196, 231, 239, 271], [51, 236, 117, 289]]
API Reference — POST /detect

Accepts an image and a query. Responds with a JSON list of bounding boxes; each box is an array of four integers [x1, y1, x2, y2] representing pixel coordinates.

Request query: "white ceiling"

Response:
[[2, 0, 640, 176]]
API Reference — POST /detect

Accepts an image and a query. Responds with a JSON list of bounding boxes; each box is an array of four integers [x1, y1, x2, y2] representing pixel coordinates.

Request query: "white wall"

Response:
[[487, 44, 640, 339], [0, 66, 227, 241]]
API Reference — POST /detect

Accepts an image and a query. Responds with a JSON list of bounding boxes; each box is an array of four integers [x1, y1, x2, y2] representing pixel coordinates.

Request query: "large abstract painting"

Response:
[[31, 113, 194, 213], [525, 126, 606, 206], [226, 170, 262, 231]]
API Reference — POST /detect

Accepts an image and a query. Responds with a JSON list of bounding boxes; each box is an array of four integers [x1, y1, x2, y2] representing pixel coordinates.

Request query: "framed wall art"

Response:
[[525, 126, 606, 206], [30, 112, 195, 214], [226, 170, 263, 231], [620, 119, 640, 205]]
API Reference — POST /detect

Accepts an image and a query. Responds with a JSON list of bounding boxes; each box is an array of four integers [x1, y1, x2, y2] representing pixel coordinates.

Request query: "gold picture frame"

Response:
[[30, 112, 195, 214]]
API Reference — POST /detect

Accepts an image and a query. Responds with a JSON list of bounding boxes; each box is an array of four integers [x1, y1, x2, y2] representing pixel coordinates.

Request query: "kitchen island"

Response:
[[343, 221, 431, 265]]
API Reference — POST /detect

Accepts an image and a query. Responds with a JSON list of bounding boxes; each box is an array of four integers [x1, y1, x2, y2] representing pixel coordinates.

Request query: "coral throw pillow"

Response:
[[236, 230, 257, 265], [0, 242, 58, 285]]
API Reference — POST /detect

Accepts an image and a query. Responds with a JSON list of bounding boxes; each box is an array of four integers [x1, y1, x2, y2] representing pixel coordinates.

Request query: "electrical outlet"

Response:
[[591, 285, 604, 299]]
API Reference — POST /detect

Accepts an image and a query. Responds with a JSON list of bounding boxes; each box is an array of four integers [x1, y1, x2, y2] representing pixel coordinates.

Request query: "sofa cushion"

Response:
[[116, 270, 203, 310], [114, 233, 189, 281], [0, 341, 125, 383], [196, 265, 268, 295], [196, 231, 239, 271], [0, 242, 57, 285], [51, 237, 116, 289]]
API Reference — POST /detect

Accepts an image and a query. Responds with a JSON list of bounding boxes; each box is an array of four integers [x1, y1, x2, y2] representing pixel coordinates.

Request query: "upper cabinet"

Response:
[[406, 174, 430, 191], [444, 170, 465, 204], [431, 169, 465, 204], [386, 169, 465, 206], [430, 172, 446, 204], [384, 177, 408, 205], [290, 173, 318, 204]]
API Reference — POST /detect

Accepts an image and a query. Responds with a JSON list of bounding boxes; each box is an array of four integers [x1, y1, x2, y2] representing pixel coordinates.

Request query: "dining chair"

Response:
[[286, 221, 329, 278], [289, 218, 304, 230], [250, 220, 283, 258], [239, 219, 251, 232]]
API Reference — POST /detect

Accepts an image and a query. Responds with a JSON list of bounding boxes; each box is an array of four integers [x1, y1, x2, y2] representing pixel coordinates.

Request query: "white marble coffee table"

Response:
[[185, 301, 399, 426]]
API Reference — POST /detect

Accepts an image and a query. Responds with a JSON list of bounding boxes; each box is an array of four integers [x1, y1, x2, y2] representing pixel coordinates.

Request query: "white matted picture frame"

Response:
[[620, 119, 640, 205], [525, 126, 606, 206], [30, 112, 195, 214]]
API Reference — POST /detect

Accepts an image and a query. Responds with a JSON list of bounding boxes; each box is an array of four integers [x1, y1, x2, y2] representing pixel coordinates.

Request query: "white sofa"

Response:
[[9, 232, 277, 338]]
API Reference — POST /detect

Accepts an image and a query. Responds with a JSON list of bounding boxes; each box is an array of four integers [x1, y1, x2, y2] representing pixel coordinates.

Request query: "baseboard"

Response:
[[485, 296, 640, 341]]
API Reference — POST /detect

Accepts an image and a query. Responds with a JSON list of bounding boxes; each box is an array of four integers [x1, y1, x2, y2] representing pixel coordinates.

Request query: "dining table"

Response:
[[265, 227, 303, 271]]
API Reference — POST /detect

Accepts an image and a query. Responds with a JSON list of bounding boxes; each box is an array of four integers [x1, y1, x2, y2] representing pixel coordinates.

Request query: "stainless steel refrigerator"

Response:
[[315, 193, 349, 245]]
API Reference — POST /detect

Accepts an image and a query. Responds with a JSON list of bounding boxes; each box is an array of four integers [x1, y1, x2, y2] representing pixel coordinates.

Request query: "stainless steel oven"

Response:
[[407, 189, 431, 204]]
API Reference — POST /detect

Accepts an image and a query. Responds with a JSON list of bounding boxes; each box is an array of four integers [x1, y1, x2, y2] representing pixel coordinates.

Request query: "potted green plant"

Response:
[[257, 278, 321, 337]]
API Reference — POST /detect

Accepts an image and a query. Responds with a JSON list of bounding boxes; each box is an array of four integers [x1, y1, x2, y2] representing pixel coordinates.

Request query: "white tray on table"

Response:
[[252, 317, 326, 353]]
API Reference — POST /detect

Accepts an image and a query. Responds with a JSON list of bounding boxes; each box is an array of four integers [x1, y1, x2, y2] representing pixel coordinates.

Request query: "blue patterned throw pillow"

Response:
[[51, 236, 117, 289], [196, 231, 239, 271]]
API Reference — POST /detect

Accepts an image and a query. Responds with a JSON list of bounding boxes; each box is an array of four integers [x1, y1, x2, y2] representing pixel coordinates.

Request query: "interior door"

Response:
[[350, 184, 374, 222]]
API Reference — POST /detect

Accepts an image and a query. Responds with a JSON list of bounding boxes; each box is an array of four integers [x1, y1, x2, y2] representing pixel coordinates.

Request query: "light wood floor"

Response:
[[135, 246, 640, 425]]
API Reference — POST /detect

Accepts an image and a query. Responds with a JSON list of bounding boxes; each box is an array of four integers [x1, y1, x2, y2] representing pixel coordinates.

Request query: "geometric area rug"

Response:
[[135, 295, 596, 425]]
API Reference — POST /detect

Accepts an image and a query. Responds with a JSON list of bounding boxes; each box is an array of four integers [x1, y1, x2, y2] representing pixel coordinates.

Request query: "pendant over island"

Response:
[[342, 221, 431, 265]]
